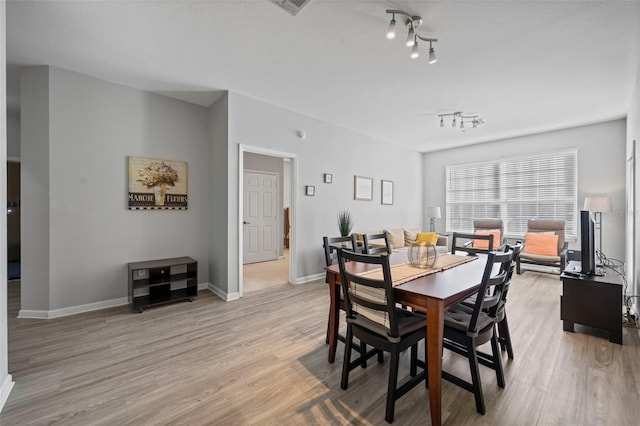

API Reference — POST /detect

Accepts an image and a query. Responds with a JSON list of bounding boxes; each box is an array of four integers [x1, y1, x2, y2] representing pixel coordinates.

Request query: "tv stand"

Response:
[[560, 268, 623, 344]]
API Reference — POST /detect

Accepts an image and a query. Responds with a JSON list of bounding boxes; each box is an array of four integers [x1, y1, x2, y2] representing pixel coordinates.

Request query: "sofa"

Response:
[[353, 227, 450, 255]]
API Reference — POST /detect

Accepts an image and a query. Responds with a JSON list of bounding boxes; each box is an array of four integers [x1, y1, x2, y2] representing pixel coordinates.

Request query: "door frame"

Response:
[[238, 144, 297, 298]]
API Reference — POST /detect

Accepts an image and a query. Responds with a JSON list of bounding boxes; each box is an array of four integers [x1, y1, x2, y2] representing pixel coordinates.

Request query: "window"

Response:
[[446, 148, 577, 239]]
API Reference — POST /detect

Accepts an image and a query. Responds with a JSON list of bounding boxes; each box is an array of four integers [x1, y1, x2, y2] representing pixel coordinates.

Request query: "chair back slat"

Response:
[[323, 235, 358, 266], [362, 232, 392, 255], [337, 249, 400, 339]]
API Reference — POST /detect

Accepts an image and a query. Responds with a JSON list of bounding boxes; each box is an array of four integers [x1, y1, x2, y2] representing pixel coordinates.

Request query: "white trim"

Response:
[[207, 283, 240, 301], [238, 144, 298, 299], [18, 297, 129, 319], [16, 283, 213, 319], [0, 373, 14, 413], [294, 273, 325, 284]]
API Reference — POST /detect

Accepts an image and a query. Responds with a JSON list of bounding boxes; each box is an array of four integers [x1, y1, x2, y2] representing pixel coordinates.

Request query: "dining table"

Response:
[[325, 251, 488, 426]]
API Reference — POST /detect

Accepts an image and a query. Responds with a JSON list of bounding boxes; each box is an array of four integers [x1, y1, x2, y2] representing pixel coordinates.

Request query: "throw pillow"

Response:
[[523, 233, 559, 256], [384, 228, 405, 249], [473, 230, 501, 249], [404, 228, 420, 245], [416, 232, 439, 245]]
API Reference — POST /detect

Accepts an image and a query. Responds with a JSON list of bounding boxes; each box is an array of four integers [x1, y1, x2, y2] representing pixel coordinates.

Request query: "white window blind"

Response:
[[446, 148, 578, 239]]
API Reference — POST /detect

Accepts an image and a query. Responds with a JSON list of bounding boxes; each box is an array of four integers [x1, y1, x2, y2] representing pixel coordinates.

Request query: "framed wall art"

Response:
[[128, 156, 188, 210], [381, 180, 394, 205], [323, 173, 333, 183], [305, 185, 315, 196], [354, 175, 373, 201]]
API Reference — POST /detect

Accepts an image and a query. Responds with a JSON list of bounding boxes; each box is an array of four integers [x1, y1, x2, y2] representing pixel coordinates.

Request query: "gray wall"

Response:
[[208, 94, 230, 297], [423, 119, 627, 261], [21, 67, 50, 311], [244, 152, 285, 257], [629, 59, 640, 303], [0, 0, 14, 409], [21, 66, 212, 312], [6, 111, 19, 159], [226, 92, 423, 295]]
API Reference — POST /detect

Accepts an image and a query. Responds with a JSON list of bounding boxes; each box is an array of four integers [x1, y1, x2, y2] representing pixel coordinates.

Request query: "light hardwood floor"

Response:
[[243, 249, 289, 292], [2, 271, 640, 425]]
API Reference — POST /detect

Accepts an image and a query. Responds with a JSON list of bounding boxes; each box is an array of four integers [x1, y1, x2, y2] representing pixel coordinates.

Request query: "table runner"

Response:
[[357, 253, 477, 286]]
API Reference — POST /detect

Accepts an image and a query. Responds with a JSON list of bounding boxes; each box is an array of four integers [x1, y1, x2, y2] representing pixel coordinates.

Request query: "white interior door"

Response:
[[243, 171, 278, 264]]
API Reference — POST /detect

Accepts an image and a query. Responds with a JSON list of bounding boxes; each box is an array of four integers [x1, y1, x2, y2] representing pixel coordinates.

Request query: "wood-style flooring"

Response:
[[2, 271, 640, 425], [243, 249, 289, 292]]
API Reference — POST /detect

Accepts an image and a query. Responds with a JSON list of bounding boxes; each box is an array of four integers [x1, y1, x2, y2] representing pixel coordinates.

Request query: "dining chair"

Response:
[[494, 241, 523, 359], [459, 241, 522, 360], [362, 232, 392, 255], [337, 248, 427, 423], [441, 248, 514, 415], [323, 236, 380, 362], [323, 235, 359, 344], [451, 232, 493, 256]]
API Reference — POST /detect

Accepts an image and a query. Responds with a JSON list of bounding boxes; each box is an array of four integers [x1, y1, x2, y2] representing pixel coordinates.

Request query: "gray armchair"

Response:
[[516, 219, 568, 274], [473, 219, 504, 248]]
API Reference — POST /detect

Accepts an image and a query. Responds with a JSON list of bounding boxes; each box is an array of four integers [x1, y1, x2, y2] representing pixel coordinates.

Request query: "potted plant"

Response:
[[337, 209, 353, 237]]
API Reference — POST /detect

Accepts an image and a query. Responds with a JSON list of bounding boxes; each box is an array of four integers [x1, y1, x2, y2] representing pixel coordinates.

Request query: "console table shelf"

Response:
[[128, 256, 198, 313], [560, 268, 623, 344]]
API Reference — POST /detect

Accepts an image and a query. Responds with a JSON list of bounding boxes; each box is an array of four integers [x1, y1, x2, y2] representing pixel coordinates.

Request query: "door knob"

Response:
[[243, 221, 249, 225]]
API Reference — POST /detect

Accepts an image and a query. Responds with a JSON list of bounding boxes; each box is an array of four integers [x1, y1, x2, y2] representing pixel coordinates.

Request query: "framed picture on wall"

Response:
[[305, 185, 315, 196], [381, 180, 393, 205], [324, 173, 333, 183], [354, 175, 373, 201], [128, 157, 188, 210]]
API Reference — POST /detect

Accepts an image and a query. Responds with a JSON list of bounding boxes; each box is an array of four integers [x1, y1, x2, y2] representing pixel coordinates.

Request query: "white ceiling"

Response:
[[6, 1, 640, 153]]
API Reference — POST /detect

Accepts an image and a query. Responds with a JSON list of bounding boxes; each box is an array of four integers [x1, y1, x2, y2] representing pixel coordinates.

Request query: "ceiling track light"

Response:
[[386, 14, 396, 39], [386, 9, 438, 63], [438, 112, 486, 132]]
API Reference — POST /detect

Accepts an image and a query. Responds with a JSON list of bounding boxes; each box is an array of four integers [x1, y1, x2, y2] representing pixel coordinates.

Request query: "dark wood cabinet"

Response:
[[128, 257, 198, 313], [560, 269, 623, 344]]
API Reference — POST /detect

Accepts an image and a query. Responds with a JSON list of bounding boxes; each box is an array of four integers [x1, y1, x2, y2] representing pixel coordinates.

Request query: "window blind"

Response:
[[446, 148, 577, 239]]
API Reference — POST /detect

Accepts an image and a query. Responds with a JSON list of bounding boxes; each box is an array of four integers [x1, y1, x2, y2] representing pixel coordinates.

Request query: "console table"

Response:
[[128, 257, 198, 312], [560, 268, 623, 344]]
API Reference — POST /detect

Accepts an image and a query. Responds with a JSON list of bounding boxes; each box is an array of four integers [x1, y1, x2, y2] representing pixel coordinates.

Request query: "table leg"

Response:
[[426, 298, 444, 426], [328, 273, 340, 363]]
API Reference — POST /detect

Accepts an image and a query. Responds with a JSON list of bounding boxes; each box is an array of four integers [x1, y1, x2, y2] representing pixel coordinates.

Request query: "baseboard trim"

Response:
[[18, 297, 130, 319], [207, 284, 240, 301], [16, 282, 238, 319], [294, 273, 324, 284], [0, 374, 15, 412]]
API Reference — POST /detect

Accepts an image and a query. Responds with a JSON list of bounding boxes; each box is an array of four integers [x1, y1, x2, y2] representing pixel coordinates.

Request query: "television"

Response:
[[580, 210, 596, 275]]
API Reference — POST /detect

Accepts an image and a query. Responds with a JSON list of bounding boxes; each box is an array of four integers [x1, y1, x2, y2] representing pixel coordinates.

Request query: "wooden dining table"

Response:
[[325, 252, 488, 426]]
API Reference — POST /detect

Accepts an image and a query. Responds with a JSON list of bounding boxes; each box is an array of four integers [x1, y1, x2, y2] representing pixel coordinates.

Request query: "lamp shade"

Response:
[[583, 196, 612, 213], [426, 206, 441, 218]]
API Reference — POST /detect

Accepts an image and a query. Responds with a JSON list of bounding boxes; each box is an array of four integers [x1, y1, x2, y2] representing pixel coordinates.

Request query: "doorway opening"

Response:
[[7, 160, 20, 281], [238, 145, 297, 297]]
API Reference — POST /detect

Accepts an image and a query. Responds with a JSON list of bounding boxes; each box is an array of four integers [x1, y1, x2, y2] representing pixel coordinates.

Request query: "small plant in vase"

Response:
[[337, 209, 353, 237]]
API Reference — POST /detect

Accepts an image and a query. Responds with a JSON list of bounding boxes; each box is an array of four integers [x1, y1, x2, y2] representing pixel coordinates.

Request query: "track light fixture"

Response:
[[386, 9, 438, 62], [438, 112, 486, 132]]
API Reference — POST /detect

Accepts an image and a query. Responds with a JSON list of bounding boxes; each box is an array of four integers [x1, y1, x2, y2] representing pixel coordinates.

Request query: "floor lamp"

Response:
[[426, 206, 441, 232], [584, 196, 612, 259]]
